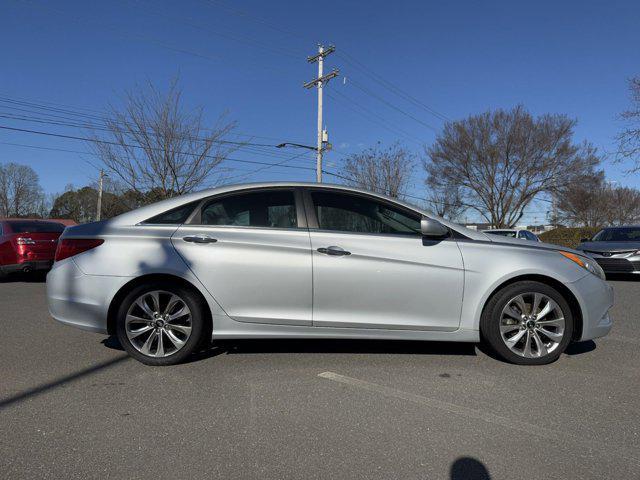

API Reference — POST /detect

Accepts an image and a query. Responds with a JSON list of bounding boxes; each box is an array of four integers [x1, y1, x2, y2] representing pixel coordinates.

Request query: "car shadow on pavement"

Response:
[[565, 340, 596, 355], [103, 336, 477, 360], [606, 273, 640, 282], [212, 338, 477, 356], [104, 335, 598, 364], [450, 457, 491, 479], [0, 271, 47, 283]]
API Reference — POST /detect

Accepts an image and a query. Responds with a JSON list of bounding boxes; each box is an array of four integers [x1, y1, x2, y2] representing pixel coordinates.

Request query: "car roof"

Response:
[[104, 182, 491, 241]]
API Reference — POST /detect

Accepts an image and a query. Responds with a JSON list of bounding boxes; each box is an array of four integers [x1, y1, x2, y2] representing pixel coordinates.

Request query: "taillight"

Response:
[[16, 237, 36, 245], [55, 239, 104, 262]]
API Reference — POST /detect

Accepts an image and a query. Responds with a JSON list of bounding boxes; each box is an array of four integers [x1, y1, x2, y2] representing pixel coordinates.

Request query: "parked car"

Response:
[[0, 219, 66, 278], [576, 226, 640, 275], [46, 182, 612, 366], [483, 229, 540, 242]]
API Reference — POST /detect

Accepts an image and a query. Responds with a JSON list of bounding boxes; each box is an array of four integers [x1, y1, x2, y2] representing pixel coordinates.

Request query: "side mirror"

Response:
[[421, 217, 449, 238], [580, 238, 590, 243]]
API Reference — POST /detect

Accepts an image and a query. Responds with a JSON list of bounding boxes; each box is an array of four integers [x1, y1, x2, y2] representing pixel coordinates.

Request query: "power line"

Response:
[[0, 124, 318, 173], [347, 78, 439, 134], [0, 111, 316, 163], [0, 136, 550, 215], [337, 50, 450, 123], [0, 140, 302, 178], [0, 96, 319, 163], [203, 0, 309, 45], [20, 0, 285, 76], [326, 90, 424, 145], [125, 0, 302, 60], [0, 92, 311, 145]]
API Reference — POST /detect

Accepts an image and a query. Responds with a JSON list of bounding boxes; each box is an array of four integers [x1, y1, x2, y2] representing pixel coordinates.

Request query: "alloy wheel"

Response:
[[125, 290, 193, 358], [499, 292, 566, 358]]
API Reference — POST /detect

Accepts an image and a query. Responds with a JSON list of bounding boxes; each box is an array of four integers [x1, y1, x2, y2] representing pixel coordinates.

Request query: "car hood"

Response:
[[482, 233, 586, 256], [577, 241, 640, 253]]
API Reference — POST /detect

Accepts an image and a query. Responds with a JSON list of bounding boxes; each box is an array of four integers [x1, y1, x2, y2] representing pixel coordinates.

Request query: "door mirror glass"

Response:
[[420, 217, 449, 238]]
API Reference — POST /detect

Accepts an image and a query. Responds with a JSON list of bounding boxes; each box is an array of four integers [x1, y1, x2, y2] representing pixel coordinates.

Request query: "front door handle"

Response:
[[317, 246, 351, 256], [183, 235, 217, 244]]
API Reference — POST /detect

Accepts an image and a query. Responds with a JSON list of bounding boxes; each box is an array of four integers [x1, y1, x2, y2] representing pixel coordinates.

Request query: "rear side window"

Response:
[[144, 200, 201, 225], [8, 221, 65, 233], [199, 190, 297, 228]]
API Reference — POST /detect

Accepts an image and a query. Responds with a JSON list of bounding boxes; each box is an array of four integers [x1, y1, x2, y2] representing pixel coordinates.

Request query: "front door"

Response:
[[172, 189, 312, 326], [306, 189, 464, 331]]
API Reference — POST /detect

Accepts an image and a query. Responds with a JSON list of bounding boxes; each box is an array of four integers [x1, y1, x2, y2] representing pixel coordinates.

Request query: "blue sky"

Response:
[[2, 0, 639, 223]]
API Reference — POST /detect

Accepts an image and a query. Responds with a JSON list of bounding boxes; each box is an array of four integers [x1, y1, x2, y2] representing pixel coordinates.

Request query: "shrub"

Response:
[[539, 227, 601, 249]]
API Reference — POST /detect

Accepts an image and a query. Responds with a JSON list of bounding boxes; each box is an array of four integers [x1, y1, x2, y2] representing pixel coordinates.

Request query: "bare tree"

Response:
[[342, 143, 415, 198], [0, 163, 44, 217], [556, 171, 609, 227], [425, 106, 599, 228], [426, 179, 465, 220], [556, 171, 640, 227], [90, 79, 238, 201], [617, 77, 640, 171], [604, 185, 640, 225]]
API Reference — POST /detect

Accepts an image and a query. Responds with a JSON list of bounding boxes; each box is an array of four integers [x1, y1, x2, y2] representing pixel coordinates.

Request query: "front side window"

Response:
[[200, 190, 297, 228], [311, 191, 420, 235]]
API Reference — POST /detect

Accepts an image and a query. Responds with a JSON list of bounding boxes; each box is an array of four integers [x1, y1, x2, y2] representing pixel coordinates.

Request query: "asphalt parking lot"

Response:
[[1, 275, 639, 479]]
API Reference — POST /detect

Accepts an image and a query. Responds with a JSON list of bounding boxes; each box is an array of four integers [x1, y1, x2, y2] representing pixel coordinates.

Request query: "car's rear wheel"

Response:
[[116, 282, 208, 366], [480, 281, 574, 365]]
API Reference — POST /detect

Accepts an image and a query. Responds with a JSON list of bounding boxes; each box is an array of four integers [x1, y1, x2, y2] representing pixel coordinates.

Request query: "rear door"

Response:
[[172, 188, 313, 326], [305, 189, 465, 331]]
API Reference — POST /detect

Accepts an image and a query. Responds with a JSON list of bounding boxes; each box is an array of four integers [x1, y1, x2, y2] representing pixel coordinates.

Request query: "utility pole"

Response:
[[304, 45, 338, 182], [96, 169, 105, 221]]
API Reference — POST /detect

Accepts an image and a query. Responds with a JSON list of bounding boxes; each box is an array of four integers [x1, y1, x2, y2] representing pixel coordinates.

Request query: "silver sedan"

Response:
[[46, 182, 613, 366]]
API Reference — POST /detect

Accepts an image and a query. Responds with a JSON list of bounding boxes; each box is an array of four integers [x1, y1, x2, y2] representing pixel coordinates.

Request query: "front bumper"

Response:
[[569, 273, 614, 341], [593, 257, 640, 274]]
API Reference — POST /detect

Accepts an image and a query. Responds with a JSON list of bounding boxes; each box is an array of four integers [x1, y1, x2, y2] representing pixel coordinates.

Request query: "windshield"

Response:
[[8, 221, 66, 233], [485, 230, 517, 238], [592, 227, 640, 242]]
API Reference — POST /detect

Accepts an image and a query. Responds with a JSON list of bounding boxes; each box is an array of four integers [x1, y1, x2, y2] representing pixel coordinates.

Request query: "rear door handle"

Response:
[[317, 246, 351, 256], [183, 235, 217, 244]]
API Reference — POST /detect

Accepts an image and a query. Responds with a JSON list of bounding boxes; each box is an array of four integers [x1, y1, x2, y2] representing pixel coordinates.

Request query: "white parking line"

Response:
[[318, 371, 640, 467], [318, 371, 557, 439]]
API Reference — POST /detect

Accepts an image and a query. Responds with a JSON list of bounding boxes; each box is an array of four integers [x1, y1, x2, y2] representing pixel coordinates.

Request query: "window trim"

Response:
[[302, 187, 426, 237], [186, 187, 307, 230]]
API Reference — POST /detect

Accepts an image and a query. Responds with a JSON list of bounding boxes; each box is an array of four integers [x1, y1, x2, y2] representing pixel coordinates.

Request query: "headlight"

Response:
[[559, 251, 606, 280]]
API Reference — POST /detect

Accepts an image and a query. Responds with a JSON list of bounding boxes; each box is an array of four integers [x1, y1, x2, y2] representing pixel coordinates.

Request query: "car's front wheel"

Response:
[[480, 281, 574, 365], [116, 282, 208, 366]]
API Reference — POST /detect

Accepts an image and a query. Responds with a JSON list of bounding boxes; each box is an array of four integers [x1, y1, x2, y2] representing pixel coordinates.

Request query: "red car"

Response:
[[0, 219, 67, 277]]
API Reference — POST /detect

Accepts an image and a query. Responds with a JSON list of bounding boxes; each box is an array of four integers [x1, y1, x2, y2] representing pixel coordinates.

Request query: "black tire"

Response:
[[116, 281, 210, 366], [480, 281, 574, 365]]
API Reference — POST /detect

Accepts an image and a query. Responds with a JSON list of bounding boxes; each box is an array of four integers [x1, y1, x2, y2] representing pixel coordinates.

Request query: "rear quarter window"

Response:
[[142, 200, 201, 225]]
